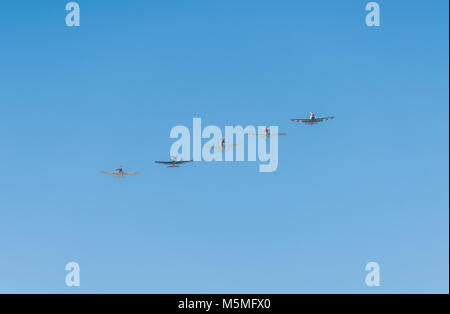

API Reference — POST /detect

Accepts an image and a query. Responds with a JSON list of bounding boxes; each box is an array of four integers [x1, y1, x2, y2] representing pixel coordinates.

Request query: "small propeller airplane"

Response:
[[101, 166, 139, 178], [247, 127, 287, 138], [291, 112, 335, 125], [154, 156, 193, 168], [203, 139, 239, 152]]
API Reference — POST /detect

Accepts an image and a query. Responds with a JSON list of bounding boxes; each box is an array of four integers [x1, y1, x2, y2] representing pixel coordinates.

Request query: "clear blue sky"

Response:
[[0, 0, 448, 293]]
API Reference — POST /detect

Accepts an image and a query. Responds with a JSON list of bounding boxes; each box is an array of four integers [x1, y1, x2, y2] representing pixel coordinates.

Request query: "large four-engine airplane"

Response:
[[291, 112, 335, 125]]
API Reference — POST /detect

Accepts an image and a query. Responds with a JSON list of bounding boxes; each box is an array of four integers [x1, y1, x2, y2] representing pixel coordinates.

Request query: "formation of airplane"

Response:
[[291, 112, 335, 125], [154, 157, 193, 168], [102, 113, 334, 175]]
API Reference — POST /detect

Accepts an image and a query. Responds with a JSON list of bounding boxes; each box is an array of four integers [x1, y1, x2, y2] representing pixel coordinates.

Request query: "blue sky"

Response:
[[0, 0, 448, 293]]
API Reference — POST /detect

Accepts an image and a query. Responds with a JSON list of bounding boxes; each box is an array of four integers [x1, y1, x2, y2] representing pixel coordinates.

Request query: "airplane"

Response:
[[101, 166, 139, 178], [203, 139, 239, 152], [291, 112, 335, 125], [154, 156, 193, 168], [247, 127, 287, 138]]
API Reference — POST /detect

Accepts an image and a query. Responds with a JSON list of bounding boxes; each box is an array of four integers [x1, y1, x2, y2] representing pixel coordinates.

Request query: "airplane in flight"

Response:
[[101, 166, 139, 178], [291, 112, 335, 125], [204, 139, 239, 152], [155, 157, 193, 168], [247, 127, 287, 138]]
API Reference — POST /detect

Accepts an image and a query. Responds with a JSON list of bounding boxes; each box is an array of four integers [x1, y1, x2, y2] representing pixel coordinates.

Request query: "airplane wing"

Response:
[[291, 118, 311, 123], [204, 144, 239, 150], [268, 133, 287, 137], [315, 116, 335, 122], [175, 160, 193, 164], [155, 161, 173, 164], [215, 144, 239, 152], [247, 133, 266, 136], [101, 171, 117, 176], [122, 172, 139, 176]]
